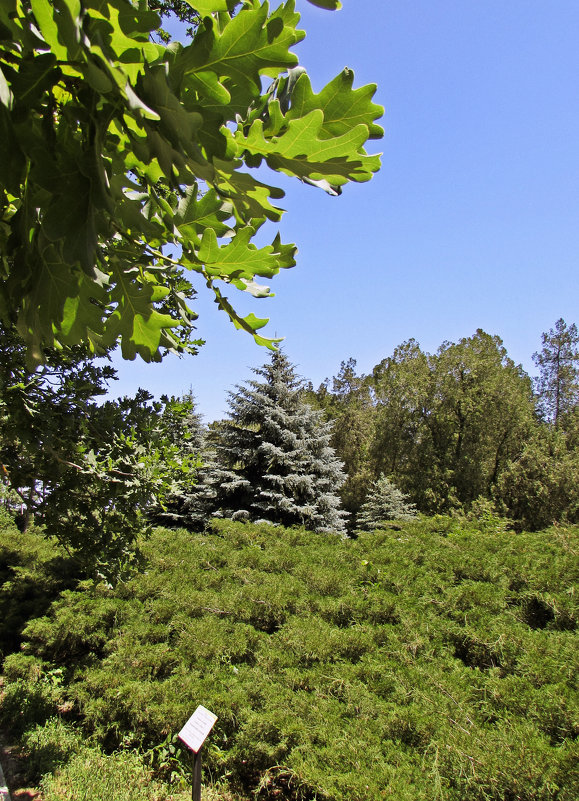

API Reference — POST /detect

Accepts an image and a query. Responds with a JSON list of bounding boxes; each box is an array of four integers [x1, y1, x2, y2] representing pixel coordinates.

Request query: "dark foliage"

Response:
[[0, 512, 77, 662]]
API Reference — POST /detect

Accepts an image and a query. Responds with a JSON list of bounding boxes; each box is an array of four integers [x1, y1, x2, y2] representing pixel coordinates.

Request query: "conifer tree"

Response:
[[533, 318, 579, 425], [356, 474, 417, 531], [186, 352, 347, 534]]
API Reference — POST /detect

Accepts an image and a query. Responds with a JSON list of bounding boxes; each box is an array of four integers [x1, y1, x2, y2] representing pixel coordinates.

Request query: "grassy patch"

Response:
[[39, 746, 192, 801]]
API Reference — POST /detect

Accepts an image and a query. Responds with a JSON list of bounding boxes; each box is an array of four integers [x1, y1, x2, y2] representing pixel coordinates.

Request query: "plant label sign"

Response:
[[178, 705, 218, 753]]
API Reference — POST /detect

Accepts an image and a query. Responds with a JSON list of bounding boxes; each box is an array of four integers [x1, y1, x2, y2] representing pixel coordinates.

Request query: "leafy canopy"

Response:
[[0, 326, 201, 576], [0, 0, 382, 366]]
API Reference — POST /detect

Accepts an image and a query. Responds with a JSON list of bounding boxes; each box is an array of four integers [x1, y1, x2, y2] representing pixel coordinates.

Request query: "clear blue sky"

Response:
[[108, 0, 579, 420]]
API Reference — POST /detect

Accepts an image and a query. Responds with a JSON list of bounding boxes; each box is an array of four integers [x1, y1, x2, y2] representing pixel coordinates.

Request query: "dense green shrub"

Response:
[[0, 652, 68, 736], [21, 718, 84, 783], [3, 520, 578, 800], [0, 513, 77, 660]]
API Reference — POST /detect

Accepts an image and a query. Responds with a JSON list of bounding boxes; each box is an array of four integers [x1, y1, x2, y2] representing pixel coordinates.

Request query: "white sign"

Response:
[[178, 705, 218, 753]]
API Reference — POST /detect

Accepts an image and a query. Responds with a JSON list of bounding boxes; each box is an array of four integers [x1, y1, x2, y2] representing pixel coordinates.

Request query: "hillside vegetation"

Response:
[[1, 1, 577, 796], [1, 515, 577, 800]]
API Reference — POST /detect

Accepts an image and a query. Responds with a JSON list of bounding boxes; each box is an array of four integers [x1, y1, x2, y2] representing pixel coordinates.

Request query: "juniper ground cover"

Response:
[[1, 515, 577, 800]]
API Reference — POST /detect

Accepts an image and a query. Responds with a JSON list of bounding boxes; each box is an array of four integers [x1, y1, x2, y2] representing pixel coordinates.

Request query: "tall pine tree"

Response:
[[533, 318, 579, 425], [186, 352, 347, 534]]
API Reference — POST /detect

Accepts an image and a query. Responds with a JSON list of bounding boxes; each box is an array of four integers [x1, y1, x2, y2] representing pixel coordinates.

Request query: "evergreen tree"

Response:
[[533, 318, 579, 425], [369, 339, 430, 494], [186, 352, 347, 534], [307, 359, 375, 514], [369, 332, 535, 513], [494, 420, 579, 530], [421, 331, 535, 510], [356, 474, 417, 531]]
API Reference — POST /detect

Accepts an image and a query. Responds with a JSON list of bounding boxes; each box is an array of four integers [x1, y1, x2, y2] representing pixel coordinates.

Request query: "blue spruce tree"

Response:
[[186, 352, 347, 534], [356, 474, 417, 531]]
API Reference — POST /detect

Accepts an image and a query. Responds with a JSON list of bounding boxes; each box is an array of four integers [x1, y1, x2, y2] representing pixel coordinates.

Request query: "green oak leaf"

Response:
[[235, 278, 272, 297], [124, 82, 161, 120], [86, 0, 157, 62], [114, 189, 168, 243], [105, 262, 179, 361], [115, 0, 162, 37], [0, 66, 13, 109], [198, 226, 296, 280], [59, 271, 108, 349], [305, 1, 341, 9], [232, 110, 380, 188], [212, 168, 286, 229], [176, 0, 303, 96], [30, 0, 70, 60], [0, 106, 24, 192], [239, 312, 268, 332], [8, 53, 60, 109], [187, 69, 231, 105], [41, 166, 100, 272], [208, 283, 282, 349], [84, 60, 114, 93], [186, 0, 240, 15], [175, 185, 233, 247], [287, 69, 384, 140], [16, 247, 84, 364], [139, 65, 204, 154]]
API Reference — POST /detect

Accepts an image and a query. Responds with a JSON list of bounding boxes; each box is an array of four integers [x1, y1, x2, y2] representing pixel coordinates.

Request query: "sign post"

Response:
[[178, 705, 218, 801]]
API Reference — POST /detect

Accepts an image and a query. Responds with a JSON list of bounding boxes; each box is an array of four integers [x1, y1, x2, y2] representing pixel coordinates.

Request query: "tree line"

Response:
[[1, 318, 576, 578], [181, 318, 578, 535], [306, 321, 578, 530]]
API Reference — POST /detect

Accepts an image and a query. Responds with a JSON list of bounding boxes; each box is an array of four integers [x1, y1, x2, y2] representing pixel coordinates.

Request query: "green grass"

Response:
[[39, 746, 193, 801], [1, 515, 578, 800]]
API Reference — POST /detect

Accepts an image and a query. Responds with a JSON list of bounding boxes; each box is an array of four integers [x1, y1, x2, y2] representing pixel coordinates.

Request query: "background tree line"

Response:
[[306, 321, 578, 531], [0, 319, 577, 579], [162, 320, 578, 538]]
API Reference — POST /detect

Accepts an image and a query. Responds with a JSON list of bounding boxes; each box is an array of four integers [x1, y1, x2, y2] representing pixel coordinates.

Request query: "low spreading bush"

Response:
[[0, 654, 65, 736], [0, 513, 78, 660], [21, 718, 83, 783], [1, 518, 577, 800]]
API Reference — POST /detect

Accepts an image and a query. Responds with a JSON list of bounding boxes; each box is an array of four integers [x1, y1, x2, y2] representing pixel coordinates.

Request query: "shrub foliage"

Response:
[[2, 518, 577, 800]]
